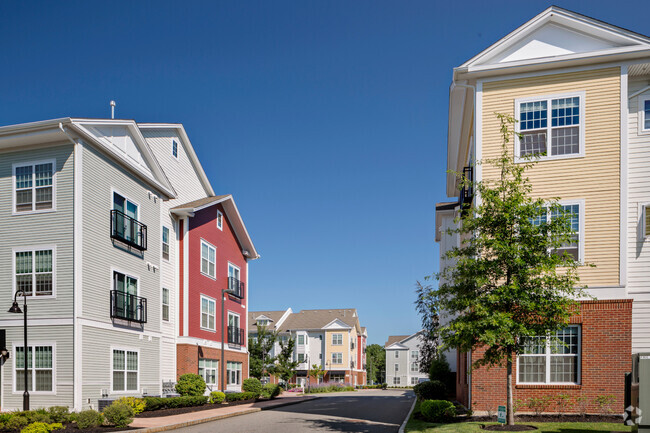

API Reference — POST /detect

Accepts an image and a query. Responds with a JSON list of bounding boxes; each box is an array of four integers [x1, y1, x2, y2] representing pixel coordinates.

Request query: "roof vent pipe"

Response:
[[110, 100, 116, 119]]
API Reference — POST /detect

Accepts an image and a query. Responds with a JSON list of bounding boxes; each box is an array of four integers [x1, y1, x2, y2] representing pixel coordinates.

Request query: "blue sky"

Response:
[[1, 1, 647, 345]]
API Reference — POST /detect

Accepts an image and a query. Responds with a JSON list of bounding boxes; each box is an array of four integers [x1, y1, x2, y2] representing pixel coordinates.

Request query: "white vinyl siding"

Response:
[[13, 160, 55, 214], [200, 240, 216, 279]]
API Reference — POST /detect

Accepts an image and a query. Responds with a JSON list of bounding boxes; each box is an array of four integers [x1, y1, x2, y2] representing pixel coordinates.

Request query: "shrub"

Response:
[[225, 392, 257, 402], [143, 396, 208, 411], [242, 378, 263, 396], [262, 383, 282, 399], [0, 413, 13, 424], [75, 410, 104, 429], [595, 395, 616, 416], [527, 396, 552, 416], [413, 380, 446, 401], [381, 383, 387, 390], [420, 400, 456, 423], [46, 407, 71, 424], [209, 392, 226, 404], [116, 396, 146, 415], [20, 422, 64, 433], [25, 411, 52, 424], [7, 416, 30, 431], [175, 374, 207, 396], [102, 401, 134, 428], [555, 394, 573, 416]]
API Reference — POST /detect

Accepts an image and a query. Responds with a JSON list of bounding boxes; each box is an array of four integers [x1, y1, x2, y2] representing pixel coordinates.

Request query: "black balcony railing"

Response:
[[350, 361, 355, 369], [227, 277, 244, 299], [228, 326, 245, 345], [458, 166, 474, 216], [110, 290, 147, 323], [110, 210, 147, 251]]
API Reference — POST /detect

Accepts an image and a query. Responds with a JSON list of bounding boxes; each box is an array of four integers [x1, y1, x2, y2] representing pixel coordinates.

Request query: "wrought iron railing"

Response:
[[459, 166, 474, 215], [228, 277, 244, 299], [228, 326, 245, 345], [110, 290, 147, 323], [110, 210, 147, 251]]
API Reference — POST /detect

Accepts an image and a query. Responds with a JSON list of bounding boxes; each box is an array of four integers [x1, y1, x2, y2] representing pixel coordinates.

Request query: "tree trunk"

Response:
[[506, 350, 515, 425]]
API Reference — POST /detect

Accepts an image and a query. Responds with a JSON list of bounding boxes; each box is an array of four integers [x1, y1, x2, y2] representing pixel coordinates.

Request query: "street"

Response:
[[177, 389, 415, 433]]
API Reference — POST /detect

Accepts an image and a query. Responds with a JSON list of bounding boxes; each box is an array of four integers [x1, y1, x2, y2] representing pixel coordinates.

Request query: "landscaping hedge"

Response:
[[420, 399, 456, 423], [143, 395, 208, 411], [225, 392, 258, 402], [413, 380, 446, 401]]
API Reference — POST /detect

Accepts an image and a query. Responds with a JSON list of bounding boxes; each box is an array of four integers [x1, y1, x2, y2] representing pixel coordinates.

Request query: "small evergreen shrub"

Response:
[[46, 407, 71, 424], [242, 378, 263, 396], [209, 392, 226, 404], [0, 413, 13, 424], [116, 396, 146, 415], [413, 380, 446, 401], [381, 383, 387, 390], [420, 400, 456, 423], [25, 411, 52, 424], [102, 401, 134, 428], [262, 383, 282, 399], [225, 392, 257, 402], [20, 422, 64, 433], [175, 374, 207, 396], [7, 416, 30, 431], [142, 396, 208, 411], [75, 410, 104, 429]]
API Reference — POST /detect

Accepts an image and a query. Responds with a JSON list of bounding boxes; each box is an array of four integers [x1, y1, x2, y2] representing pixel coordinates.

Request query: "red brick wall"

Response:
[[177, 344, 249, 390], [469, 299, 631, 414]]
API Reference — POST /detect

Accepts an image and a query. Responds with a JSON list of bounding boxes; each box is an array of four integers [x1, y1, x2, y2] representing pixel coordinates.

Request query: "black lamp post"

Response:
[[220, 287, 235, 393], [8, 289, 29, 411]]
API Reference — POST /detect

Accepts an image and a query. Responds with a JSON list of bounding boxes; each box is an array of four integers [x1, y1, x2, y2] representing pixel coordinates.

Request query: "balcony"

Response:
[[228, 326, 245, 346], [350, 361, 355, 369], [110, 290, 147, 323], [110, 210, 147, 251], [458, 166, 474, 216], [227, 277, 244, 299]]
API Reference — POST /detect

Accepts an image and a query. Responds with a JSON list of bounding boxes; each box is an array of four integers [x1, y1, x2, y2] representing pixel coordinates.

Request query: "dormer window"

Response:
[[257, 319, 269, 327]]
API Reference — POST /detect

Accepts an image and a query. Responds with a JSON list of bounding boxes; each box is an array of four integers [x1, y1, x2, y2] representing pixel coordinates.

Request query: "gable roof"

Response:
[[385, 335, 410, 347], [248, 310, 288, 332], [278, 308, 361, 333]]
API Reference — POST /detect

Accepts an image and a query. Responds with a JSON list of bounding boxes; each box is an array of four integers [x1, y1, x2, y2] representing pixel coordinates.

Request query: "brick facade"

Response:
[[177, 344, 249, 390], [465, 299, 632, 414]]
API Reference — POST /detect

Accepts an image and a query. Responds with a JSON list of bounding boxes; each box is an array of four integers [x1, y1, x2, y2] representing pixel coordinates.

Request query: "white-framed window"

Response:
[[162, 226, 170, 261], [395, 351, 399, 359], [411, 377, 419, 385], [411, 362, 419, 372], [162, 288, 170, 322], [216, 210, 223, 230], [14, 344, 54, 393], [330, 373, 344, 383], [332, 334, 342, 345], [14, 247, 55, 298], [199, 359, 218, 386], [518, 325, 581, 384], [200, 240, 216, 279], [172, 140, 178, 159], [257, 319, 269, 327], [201, 295, 216, 331], [643, 204, 650, 238], [393, 377, 400, 385], [515, 92, 585, 161], [228, 263, 241, 293], [298, 335, 305, 345], [298, 354, 305, 363], [532, 200, 584, 262], [227, 361, 242, 385], [395, 363, 399, 372], [411, 350, 419, 360], [112, 348, 138, 392], [639, 96, 650, 134], [13, 160, 55, 214], [331, 353, 342, 364]]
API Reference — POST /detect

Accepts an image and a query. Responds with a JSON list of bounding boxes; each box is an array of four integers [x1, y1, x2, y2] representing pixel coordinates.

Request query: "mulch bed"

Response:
[[469, 414, 622, 423], [135, 399, 260, 418]]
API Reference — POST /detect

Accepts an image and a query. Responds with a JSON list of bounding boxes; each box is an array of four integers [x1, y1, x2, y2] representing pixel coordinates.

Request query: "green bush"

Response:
[[7, 416, 30, 431], [225, 392, 257, 402], [75, 410, 104, 429], [102, 401, 134, 428], [413, 380, 446, 401], [242, 378, 263, 396], [46, 407, 70, 424], [143, 396, 208, 411], [420, 400, 456, 423], [175, 374, 207, 396], [24, 411, 52, 424], [209, 392, 226, 404], [20, 422, 64, 433], [381, 383, 387, 390], [262, 383, 282, 399], [116, 396, 146, 415], [0, 413, 13, 424]]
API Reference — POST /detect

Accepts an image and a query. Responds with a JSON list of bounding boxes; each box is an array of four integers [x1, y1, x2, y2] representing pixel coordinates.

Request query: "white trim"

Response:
[[331, 333, 343, 346], [475, 81, 483, 208], [227, 310, 240, 333], [216, 210, 223, 231], [182, 217, 189, 337], [331, 352, 343, 365], [110, 346, 140, 394], [11, 158, 57, 216], [641, 203, 650, 239], [12, 341, 57, 395], [514, 91, 586, 163], [111, 187, 140, 221], [200, 294, 217, 332], [111, 267, 140, 297], [638, 94, 650, 136], [620, 66, 628, 288], [78, 318, 163, 338], [0, 318, 73, 327], [162, 287, 170, 323], [174, 336, 248, 354], [12, 245, 57, 299], [73, 140, 83, 411], [200, 239, 216, 280], [161, 225, 171, 262]]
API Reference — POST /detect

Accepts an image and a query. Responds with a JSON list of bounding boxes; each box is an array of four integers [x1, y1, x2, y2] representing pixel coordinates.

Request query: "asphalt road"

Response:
[[177, 389, 415, 433]]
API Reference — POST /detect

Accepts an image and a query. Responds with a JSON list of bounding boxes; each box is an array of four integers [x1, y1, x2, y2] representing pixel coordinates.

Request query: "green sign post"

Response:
[[497, 405, 506, 424]]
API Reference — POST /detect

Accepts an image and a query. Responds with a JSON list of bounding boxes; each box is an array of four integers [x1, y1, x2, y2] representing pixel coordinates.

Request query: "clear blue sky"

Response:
[[1, 1, 646, 345]]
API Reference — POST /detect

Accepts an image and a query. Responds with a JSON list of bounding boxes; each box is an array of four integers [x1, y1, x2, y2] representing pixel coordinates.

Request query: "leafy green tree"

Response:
[[432, 113, 589, 425], [248, 325, 277, 379], [269, 337, 299, 383], [365, 344, 385, 384], [308, 363, 325, 391]]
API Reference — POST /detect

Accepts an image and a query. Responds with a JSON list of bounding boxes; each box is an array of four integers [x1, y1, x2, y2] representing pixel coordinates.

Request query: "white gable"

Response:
[[323, 318, 352, 330], [84, 125, 151, 175]]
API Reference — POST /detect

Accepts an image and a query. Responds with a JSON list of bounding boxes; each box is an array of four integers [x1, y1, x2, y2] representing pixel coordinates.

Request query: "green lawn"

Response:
[[406, 418, 630, 432]]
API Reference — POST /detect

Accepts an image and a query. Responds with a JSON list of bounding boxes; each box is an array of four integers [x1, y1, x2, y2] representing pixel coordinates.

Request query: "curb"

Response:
[[398, 395, 417, 433]]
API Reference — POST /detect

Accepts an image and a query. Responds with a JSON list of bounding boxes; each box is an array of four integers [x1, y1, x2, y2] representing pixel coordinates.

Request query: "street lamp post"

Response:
[[220, 287, 234, 393], [8, 289, 29, 411]]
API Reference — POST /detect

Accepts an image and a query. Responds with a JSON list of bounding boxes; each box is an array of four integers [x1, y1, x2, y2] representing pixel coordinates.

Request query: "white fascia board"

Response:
[[385, 343, 408, 350], [322, 319, 353, 330], [447, 82, 474, 197], [275, 308, 293, 329], [0, 117, 72, 136]]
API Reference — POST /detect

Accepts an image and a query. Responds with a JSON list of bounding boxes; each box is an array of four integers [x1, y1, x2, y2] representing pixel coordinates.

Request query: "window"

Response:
[[228, 263, 241, 295], [331, 353, 342, 364], [200, 240, 216, 278], [112, 349, 138, 392], [162, 288, 170, 322], [216, 210, 223, 230], [332, 334, 342, 345], [330, 373, 344, 383], [518, 325, 580, 384], [228, 312, 241, 344], [393, 377, 400, 385], [227, 361, 242, 385], [172, 140, 178, 159], [640, 97, 650, 133], [15, 248, 54, 297], [257, 319, 269, 326], [298, 354, 305, 363], [411, 350, 419, 360], [113, 192, 142, 246], [643, 205, 650, 238], [411, 377, 419, 385], [199, 359, 218, 386], [411, 362, 419, 373], [516, 93, 584, 160], [14, 161, 54, 213], [201, 296, 216, 331], [298, 335, 305, 345], [532, 202, 582, 261], [15, 345, 53, 392], [395, 351, 399, 359], [162, 227, 170, 261], [395, 363, 399, 373]]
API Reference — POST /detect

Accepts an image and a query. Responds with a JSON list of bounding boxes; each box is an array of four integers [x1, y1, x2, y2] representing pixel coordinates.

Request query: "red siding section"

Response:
[[178, 219, 184, 336]]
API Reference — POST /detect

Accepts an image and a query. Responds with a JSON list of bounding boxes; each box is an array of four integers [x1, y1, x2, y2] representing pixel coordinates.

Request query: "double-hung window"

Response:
[[516, 93, 584, 160], [411, 350, 419, 360], [112, 349, 138, 392], [298, 354, 305, 362], [410, 362, 418, 373], [393, 377, 400, 385], [640, 96, 650, 133], [162, 288, 170, 322], [201, 295, 216, 331], [15, 248, 54, 297], [411, 377, 419, 385], [199, 359, 218, 386], [162, 227, 170, 261], [227, 361, 242, 385], [531, 202, 583, 262], [395, 363, 399, 373], [395, 351, 399, 359], [14, 161, 54, 213], [201, 240, 216, 278], [298, 335, 305, 345], [331, 353, 342, 364], [332, 334, 342, 345], [15, 345, 53, 392], [518, 325, 580, 384]]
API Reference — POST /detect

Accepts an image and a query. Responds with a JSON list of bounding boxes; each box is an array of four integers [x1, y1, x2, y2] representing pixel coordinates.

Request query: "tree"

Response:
[[432, 113, 589, 425], [365, 344, 385, 384], [248, 325, 277, 380], [308, 363, 325, 390], [415, 284, 440, 374], [269, 337, 299, 383]]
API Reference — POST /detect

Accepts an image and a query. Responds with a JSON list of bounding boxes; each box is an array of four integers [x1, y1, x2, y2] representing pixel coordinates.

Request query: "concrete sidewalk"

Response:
[[128, 394, 319, 433]]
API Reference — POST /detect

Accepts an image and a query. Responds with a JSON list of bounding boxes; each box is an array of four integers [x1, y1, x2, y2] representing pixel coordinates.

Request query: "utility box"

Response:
[[627, 353, 650, 433]]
